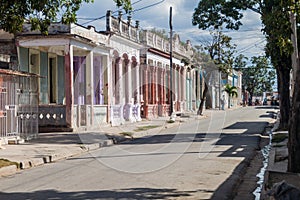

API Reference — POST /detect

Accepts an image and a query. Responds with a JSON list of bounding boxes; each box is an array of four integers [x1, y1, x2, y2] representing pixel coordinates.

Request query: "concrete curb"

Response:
[[0, 139, 115, 177], [212, 121, 274, 200], [211, 144, 258, 200], [0, 165, 18, 177]]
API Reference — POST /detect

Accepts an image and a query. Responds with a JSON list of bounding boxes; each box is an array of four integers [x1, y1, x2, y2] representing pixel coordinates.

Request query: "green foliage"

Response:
[[224, 84, 238, 98], [0, 0, 95, 34], [272, 133, 288, 143], [261, 0, 293, 71], [233, 54, 248, 69], [134, 125, 159, 132], [113, 0, 132, 13], [0, 0, 133, 35], [0, 158, 19, 168], [201, 29, 237, 74], [239, 56, 275, 97], [192, 0, 258, 30]]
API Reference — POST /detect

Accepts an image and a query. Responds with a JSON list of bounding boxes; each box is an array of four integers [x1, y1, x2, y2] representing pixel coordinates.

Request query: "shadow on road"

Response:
[[120, 133, 206, 145], [0, 187, 196, 200], [254, 106, 279, 110], [30, 132, 112, 145]]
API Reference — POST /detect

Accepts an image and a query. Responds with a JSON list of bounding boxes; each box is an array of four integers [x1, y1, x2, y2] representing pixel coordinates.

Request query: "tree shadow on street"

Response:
[[0, 187, 196, 200]]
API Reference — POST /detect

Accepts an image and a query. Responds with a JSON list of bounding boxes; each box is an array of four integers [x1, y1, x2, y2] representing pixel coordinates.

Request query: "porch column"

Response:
[[124, 59, 134, 122], [192, 69, 196, 110], [115, 58, 122, 105], [128, 63, 133, 104], [157, 68, 162, 104], [177, 66, 181, 110], [171, 65, 175, 113], [124, 62, 129, 104], [162, 69, 166, 104], [180, 68, 184, 102], [143, 65, 149, 118], [182, 68, 187, 111], [135, 63, 142, 121], [119, 58, 125, 123], [64, 44, 74, 128], [150, 66, 155, 104], [120, 60, 125, 106], [104, 55, 111, 123], [134, 64, 140, 104], [154, 66, 158, 105], [86, 51, 93, 126]]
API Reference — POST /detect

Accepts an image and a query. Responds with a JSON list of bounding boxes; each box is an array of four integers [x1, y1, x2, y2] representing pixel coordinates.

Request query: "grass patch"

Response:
[[272, 133, 288, 143], [134, 125, 160, 132], [119, 132, 133, 137], [0, 158, 19, 168], [272, 144, 286, 148]]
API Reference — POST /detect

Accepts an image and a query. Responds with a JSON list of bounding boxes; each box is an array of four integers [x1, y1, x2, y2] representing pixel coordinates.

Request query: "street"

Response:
[[0, 107, 277, 200]]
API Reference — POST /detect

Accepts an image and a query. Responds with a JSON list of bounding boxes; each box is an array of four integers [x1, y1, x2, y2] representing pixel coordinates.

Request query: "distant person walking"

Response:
[[221, 95, 225, 110]]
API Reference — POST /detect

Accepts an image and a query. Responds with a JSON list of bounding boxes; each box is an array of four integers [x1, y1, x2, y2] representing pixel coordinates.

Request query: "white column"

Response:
[[85, 51, 93, 127], [127, 63, 132, 104], [135, 64, 142, 121], [182, 68, 187, 111], [86, 51, 93, 105]]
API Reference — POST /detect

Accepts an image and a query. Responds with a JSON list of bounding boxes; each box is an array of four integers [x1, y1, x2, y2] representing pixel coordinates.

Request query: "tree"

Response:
[[287, 1, 300, 173], [196, 29, 237, 115], [195, 52, 215, 115], [0, 0, 132, 34], [237, 56, 275, 105], [261, 0, 292, 130], [192, 0, 300, 172], [192, 0, 291, 130], [223, 84, 238, 108]]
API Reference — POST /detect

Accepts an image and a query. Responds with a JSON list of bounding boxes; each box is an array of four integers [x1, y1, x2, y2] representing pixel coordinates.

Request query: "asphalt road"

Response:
[[0, 106, 277, 200]]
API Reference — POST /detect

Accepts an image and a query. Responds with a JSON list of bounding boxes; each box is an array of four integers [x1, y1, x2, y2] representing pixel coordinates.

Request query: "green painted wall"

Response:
[[57, 56, 65, 104], [40, 52, 49, 104], [19, 47, 29, 72]]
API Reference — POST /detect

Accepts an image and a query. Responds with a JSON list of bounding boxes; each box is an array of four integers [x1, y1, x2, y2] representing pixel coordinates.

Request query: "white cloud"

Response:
[[77, 0, 266, 60]]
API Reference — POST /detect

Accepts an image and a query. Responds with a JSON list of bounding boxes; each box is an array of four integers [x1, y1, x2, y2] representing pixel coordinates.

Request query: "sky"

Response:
[[77, 0, 266, 62]]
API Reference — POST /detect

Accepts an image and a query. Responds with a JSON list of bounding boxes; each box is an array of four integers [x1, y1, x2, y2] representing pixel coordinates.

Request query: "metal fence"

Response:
[[0, 71, 38, 141]]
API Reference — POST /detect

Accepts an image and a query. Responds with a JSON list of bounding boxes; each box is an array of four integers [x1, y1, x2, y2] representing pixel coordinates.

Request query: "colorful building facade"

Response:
[[0, 10, 242, 136]]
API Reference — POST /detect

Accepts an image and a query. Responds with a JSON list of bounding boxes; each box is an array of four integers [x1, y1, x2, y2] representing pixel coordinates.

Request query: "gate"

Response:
[[0, 82, 7, 138], [0, 70, 38, 142]]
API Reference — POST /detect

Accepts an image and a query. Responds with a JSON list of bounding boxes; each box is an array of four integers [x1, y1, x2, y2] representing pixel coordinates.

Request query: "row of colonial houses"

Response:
[[0, 11, 242, 142]]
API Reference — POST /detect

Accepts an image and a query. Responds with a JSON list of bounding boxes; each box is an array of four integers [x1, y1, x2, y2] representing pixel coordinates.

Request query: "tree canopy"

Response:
[[192, 0, 260, 30], [201, 29, 237, 73], [0, 0, 133, 34], [238, 56, 275, 99], [113, 0, 132, 13]]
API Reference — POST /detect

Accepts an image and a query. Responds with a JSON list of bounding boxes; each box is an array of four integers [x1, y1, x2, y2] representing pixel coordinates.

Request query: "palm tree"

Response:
[[224, 84, 238, 108]]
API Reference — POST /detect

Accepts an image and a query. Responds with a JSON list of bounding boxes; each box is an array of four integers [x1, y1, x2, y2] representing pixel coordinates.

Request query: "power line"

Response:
[[77, 0, 165, 27], [236, 38, 266, 54], [132, 0, 165, 14]]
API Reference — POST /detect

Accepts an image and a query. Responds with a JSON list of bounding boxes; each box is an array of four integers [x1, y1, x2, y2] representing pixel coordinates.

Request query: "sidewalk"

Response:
[[0, 112, 205, 177], [260, 114, 300, 199]]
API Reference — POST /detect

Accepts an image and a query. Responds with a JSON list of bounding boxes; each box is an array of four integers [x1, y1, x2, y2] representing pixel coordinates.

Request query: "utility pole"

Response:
[[169, 6, 174, 118]]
